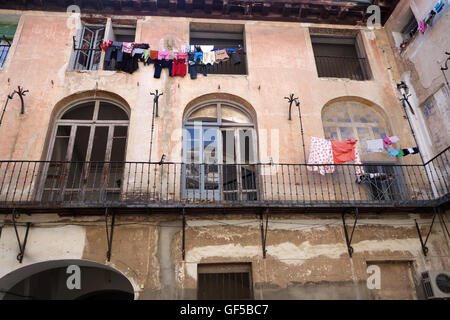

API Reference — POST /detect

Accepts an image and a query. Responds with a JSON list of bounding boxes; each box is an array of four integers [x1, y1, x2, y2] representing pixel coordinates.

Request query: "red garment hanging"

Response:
[[330, 139, 358, 164]]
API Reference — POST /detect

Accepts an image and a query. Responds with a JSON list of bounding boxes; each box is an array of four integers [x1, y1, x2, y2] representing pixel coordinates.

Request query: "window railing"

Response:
[[0, 43, 11, 68], [0, 147, 448, 209], [199, 51, 247, 75], [314, 56, 371, 80]]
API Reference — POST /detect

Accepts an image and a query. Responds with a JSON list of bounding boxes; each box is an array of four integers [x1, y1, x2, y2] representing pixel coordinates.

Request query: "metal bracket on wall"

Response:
[[260, 208, 269, 259], [182, 208, 186, 261], [105, 208, 116, 262], [12, 210, 32, 263], [441, 51, 450, 89], [415, 207, 439, 256], [0, 86, 29, 127], [284, 93, 298, 121], [342, 208, 358, 258]]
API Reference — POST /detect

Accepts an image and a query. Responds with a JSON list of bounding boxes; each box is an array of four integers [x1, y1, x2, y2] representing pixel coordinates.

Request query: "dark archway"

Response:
[[0, 260, 134, 300]]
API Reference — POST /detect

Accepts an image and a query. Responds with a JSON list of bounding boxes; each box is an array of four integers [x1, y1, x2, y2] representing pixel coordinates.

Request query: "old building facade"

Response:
[[0, 0, 448, 300]]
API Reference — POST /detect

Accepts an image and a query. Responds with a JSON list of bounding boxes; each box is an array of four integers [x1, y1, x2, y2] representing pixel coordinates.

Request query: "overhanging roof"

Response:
[[0, 0, 399, 26]]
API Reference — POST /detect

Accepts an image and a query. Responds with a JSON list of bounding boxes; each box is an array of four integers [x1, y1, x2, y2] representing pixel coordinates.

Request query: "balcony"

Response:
[[0, 148, 448, 214]]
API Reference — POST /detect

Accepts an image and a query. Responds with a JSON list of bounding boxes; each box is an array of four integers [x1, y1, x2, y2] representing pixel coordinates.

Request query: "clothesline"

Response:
[[101, 40, 242, 77]]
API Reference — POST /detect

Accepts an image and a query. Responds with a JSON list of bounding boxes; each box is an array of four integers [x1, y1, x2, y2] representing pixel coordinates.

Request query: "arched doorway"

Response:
[[41, 98, 129, 203], [182, 100, 258, 201], [0, 260, 134, 300]]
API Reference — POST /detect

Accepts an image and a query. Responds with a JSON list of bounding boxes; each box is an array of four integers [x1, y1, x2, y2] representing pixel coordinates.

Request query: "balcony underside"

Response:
[[0, 0, 400, 26], [0, 195, 448, 216]]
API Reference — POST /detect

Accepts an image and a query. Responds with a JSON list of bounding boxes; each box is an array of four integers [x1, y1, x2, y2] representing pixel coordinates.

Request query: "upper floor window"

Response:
[[73, 21, 105, 71], [0, 14, 19, 68], [42, 99, 129, 202], [311, 33, 372, 80], [190, 23, 246, 75], [182, 101, 257, 201], [103, 20, 137, 71]]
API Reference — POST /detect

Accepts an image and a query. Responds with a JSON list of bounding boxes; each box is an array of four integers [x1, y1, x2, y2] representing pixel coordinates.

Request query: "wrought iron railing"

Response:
[[0, 148, 448, 208], [314, 56, 371, 80], [0, 44, 11, 68]]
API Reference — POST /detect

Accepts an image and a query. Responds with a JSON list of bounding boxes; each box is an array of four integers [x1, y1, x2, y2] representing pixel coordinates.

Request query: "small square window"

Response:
[[197, 263, 253, 300]]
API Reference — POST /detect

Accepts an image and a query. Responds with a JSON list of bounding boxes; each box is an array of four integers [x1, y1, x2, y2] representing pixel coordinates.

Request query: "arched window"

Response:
[[42, 99, 129, 202], [182, 101, 257, 201], [322, 100, 391, 154]]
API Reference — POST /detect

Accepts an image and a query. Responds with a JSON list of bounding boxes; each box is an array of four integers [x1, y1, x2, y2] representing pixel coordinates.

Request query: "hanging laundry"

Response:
[[230, 50, 241, 65], [387, 149, 400, 157], [175, 52, 188, 60], [307, 137, 364, 175], [435, 1, 445, 13], [389, 136, 400, 143], [307, 136, 335, 175], [102, 40, 113, 52], [402, 147, 420, 156], [154, 59, 173, 78], [122, 42, 134, 54], [330, 139, 357, 164], [193, 51, 203, 63], [132, 48, 145, 57], [396, 149, 405, 158], [214, 49, 229, 62], [172, 58, 187, 77], [143, 49, 150, 65], [158, 51, 170, 61], [418, 20, 427, 34], [203, 51, 216, 66], [424, 10, 437, 25], [104, 42, 124, 70], [366, 139, 385, 153], [150, 50, 159, 61]]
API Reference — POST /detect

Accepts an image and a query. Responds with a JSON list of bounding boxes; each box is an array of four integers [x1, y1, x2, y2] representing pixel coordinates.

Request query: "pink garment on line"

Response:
[[418, 20, 427, 34], [122, 42, 134, 54], [175, 52, 188, 60], [158, 51, 170, 61]]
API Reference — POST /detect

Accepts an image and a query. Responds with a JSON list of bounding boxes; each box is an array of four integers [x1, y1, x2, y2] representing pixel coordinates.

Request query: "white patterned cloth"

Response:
[[307, 137, 335, 175], [307, 137, 364, 175]]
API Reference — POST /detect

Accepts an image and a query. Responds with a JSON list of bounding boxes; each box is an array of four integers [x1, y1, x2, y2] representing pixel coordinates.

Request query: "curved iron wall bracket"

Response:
[[105, 208, 116, 262], [342, 208, 358, 258], [0, 86, 29, 127], [12, 210, 32, 263], [415, 207, 441, 256], [8, 86, 29, 115], [182, 208, 186, 261], [260, 208, 269, 259]]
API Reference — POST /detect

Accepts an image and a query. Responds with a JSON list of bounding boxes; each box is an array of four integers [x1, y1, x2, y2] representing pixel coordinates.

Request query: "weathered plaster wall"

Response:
[[1, 212, 449, 299], [0, 9, 448, 300]]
